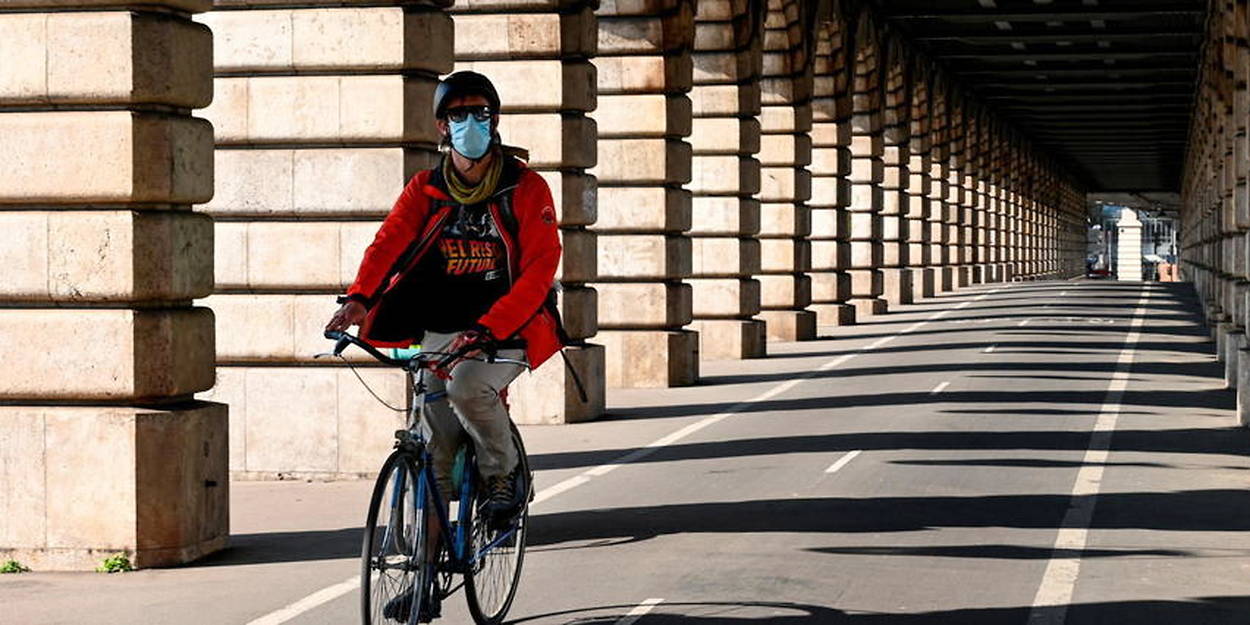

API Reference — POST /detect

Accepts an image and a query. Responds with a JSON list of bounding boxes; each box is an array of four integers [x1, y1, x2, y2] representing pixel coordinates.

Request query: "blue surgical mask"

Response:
[[449, 117, 493, 159]]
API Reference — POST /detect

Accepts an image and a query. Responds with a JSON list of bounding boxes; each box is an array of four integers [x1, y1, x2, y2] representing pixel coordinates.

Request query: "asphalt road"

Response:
[[6, 280, 1250, 625]]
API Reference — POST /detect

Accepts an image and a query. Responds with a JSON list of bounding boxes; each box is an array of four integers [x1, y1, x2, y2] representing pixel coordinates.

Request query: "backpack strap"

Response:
[[496, 177, 588, 403]]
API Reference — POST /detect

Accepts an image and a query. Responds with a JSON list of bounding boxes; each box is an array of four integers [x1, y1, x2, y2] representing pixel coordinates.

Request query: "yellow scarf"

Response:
[[442, 149, 503, 205]]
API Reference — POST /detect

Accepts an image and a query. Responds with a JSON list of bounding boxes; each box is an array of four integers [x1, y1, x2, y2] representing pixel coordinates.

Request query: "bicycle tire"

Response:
[[463, 424, 530, 625], [361, 451, 430, 625]]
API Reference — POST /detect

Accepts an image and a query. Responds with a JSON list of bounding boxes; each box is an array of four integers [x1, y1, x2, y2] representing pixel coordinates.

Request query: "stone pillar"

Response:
[[449, 2, 606, 422], [969, 111, 990, 284], [950, 98, 975, 288], [945, 95, 969, 288], [1003, 141, 1021, 282], [809, 17, 856, 326], [986, 128, 1009, 283], [848, 16, 886, 316], [1022, 156, 1039, 280], [687, 0, 767, 359], [197, 1, 454, 477], [905, 65, 935, 301], [0, 0, 227, 569], [880, 45, 912, 307], [757, 0, 816, 340], [928, 85, 954, 291], [591, 0, 699, 387], [1231, 15, 1250, 389]]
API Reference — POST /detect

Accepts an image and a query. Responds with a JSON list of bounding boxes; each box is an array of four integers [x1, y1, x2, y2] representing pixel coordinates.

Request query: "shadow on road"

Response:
[[504, 597, 1250, 624], [526, 489, 1250, 546], [195, 527, 361, 566]]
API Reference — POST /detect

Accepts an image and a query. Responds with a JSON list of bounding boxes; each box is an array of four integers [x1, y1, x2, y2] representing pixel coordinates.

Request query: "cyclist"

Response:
[[325, 71, 562, 522]]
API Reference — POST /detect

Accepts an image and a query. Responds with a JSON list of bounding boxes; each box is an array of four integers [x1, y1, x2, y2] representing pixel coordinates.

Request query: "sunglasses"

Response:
[[444, 105, 493, 122]]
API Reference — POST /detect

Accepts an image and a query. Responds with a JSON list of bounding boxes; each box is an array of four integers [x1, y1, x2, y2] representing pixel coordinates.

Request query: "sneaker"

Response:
[[483, 467, 523, 520], [382, 583, 440, 623], [382, 588, 413, 623]]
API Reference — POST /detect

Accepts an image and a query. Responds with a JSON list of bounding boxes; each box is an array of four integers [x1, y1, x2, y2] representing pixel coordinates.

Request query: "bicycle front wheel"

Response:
[[361, 451, 430, 625], [464, 425, 530, 625]]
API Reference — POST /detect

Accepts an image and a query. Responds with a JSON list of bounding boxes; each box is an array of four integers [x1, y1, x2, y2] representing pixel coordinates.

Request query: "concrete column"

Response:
[[687, 0, 768, 359], [848, 17, 886, 316], [808, 17, 856, 327], [448, 2, 606, 422], [197, 1, 455, 477], [0, 0, 226, 568], [905, 67, 935, 301], [880, 46, 912, 307], [756, 0, 816, 340], [591, 0, 699, 387]]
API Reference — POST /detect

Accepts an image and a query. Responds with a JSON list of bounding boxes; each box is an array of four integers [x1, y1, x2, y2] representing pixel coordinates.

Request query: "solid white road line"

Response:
[[1026, 289, 1149, 625], [246, 285, 1010, 625], [616, 598, 664, 625], [824, 450, 862, 474], [983, 344, 997, 353], [244, 576, 360, 625], [930, 381, 950, 395]]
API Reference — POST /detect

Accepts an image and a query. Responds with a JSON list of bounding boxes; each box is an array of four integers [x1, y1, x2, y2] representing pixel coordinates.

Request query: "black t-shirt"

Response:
[[405, 203, 510, 333]]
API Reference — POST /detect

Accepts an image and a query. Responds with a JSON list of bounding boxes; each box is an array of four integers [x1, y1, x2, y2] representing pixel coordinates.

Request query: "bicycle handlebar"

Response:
[[322, 330, 526, 370]]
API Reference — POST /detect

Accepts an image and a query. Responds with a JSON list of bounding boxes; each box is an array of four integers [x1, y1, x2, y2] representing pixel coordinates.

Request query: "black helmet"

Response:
[[433, 71, 501, 119]]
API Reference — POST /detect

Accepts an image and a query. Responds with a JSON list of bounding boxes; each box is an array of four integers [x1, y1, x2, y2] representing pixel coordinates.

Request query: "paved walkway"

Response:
[[5, 280, 1250, 624]]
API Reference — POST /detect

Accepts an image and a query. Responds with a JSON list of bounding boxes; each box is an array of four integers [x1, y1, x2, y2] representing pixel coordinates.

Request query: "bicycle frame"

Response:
[[394, 366, 522, 577]]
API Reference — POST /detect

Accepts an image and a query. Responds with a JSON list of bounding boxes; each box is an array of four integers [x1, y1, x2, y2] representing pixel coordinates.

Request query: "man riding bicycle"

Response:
[[325, 71, 562, 521]]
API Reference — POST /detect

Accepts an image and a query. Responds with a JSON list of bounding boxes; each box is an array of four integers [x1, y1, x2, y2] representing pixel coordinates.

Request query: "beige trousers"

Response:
[[418, 332, 525, 495]]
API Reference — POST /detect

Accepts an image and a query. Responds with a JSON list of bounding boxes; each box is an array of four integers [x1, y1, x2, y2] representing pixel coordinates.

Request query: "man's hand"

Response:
[[326, 300, 367, 333], [436, 328, 495, 377]]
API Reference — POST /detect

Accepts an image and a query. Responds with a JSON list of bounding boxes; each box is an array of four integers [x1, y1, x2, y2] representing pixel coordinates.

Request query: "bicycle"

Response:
[[322, 330, 532, 625]]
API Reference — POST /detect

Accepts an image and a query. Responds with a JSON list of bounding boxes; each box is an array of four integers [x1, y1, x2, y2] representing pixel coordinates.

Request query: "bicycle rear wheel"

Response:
[[464, 424, 530, 625], [361, 451, 430, 625]]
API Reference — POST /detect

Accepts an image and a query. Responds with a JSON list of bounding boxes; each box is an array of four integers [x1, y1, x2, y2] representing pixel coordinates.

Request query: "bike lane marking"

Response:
[[1026, 287, 1149, 625], [824, 450, 862, 475], [615, 598, 664, 625], [243, 287, 1005, 625], [245, 575, 360, 625]]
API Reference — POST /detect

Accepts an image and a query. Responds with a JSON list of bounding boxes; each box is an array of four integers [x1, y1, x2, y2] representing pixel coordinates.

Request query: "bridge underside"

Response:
[[0, 0, 1241, 573]]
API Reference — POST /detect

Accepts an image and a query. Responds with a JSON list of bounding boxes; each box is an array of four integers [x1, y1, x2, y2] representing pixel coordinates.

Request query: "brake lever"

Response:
[[318, 330, 353, 358]]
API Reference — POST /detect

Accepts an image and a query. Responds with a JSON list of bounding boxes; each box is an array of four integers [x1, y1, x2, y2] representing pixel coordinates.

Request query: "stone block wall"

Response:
[[449, 0, 607, 422], [0, 0, 1101, 499], [808, 17, 855, 327], [905, 64, 935, 300], [880, 44, 912, 306], [757, 0, 816, 340], [0, 0, 227, 569], [848, 15, 886, 316], [590, 0, 700, 387], [196, 0, 453, 479], [687, 0, 768, 359]]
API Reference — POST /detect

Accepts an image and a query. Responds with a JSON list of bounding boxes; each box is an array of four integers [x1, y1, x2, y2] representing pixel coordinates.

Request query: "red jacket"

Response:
[[346, 157, 564, 369]]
